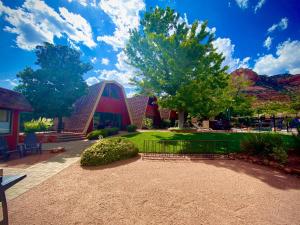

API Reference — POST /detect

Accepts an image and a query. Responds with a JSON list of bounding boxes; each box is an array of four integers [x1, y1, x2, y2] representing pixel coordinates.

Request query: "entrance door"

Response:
[[93, 112, 122, 129]]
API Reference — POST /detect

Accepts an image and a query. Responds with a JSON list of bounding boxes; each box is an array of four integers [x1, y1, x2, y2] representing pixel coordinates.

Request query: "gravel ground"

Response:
[[8, 158, 300, 225]]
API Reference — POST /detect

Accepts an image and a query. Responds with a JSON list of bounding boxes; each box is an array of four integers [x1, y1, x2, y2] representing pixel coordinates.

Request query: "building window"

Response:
[[94, 112, 122, 129], [102, 84, 120, 99], [0, 109, 12, 134]]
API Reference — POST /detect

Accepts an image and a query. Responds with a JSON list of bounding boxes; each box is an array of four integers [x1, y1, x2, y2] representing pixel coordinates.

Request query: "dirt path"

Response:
[[8, 158, 300, 225]]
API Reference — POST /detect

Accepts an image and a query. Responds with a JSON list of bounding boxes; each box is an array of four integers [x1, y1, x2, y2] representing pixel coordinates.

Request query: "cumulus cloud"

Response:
[[91, 57, 97, 64], [254, 0, 266, 13], [101, 58, 110, 65], [2, 79, 19, 87], [212, 37, 250, 72], [85, 76, 100, 86], [253, 39, 300, 75], [267, 17, 288, 33], [97, 0, 145, 50], [0, 0, 96, 50], [67, 0, 97, 7], [263, 36, 272, 50], [235, 0, 249, 9], [86, 51, 137, 88]]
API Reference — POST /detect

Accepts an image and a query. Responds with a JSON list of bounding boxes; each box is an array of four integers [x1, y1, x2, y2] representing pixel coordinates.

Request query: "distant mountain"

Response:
[[231, 68, 300, 103]]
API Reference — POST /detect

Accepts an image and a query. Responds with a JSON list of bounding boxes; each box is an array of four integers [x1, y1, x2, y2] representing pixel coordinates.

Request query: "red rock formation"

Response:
[[231, 68, 300, 104]]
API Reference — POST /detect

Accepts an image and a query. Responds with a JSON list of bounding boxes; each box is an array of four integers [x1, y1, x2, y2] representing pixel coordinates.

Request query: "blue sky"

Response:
[[0, 0, 300, 93]]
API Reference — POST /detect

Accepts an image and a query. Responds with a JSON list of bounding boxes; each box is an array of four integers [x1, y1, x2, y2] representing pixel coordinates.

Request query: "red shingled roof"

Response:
[[63, 81, 132, 134], [127, 96, 149, 129], [0, 87, 32, 111], [63, 82, 105, 133]]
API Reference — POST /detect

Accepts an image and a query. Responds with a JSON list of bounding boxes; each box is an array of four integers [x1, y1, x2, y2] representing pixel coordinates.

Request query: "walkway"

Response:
[[3, 139, 94, 200]]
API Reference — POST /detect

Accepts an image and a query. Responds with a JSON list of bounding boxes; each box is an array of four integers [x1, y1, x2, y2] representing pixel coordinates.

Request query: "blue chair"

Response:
[[0, 137, 10, 161], [23, 133, 42, 155]]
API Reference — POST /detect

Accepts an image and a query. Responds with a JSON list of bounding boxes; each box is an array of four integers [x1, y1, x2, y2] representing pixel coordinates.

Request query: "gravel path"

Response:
[[8, 158, 300, 225]]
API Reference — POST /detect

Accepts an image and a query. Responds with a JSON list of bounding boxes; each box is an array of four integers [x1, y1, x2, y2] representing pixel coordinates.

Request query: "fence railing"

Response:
[[143, 140, 230, 155]]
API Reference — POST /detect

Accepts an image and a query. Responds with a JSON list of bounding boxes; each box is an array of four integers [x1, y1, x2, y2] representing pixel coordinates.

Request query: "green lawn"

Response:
[[123, 131, 297, 154]]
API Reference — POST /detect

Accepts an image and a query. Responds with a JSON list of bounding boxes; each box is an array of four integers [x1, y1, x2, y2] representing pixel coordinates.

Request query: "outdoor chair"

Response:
[[23, 133, 42, 155], [0, 137, 10, 161]]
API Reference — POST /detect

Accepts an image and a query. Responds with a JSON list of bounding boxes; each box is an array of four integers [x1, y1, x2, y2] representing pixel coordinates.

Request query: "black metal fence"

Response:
[[143, 140, 230, 155]]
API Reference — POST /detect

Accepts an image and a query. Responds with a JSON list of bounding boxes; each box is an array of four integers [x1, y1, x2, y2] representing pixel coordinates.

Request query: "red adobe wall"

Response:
[[88, 84, 131, 130], [2, 110, 19, 151], [145, 104, 161, 126]]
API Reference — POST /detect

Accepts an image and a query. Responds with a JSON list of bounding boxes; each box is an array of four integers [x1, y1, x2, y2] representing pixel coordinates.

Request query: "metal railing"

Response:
[[143, 140, 230, 155]]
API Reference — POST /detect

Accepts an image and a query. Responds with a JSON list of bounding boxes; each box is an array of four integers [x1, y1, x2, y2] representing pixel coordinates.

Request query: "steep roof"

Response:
[[159, 108, 171, 120], [0, 87, 32, 111], [63, 81, 131, 133], [127, 96, 149, 129]]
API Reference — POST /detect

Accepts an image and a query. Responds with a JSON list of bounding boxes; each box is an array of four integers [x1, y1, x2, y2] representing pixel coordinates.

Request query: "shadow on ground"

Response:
[[193, 158, 300, 190], [81, 155, 141, 171]]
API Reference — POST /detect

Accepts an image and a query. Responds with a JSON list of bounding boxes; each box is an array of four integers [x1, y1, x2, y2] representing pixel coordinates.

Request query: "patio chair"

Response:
[[23, 133, 42, 155], [0, 137, 10, 161]]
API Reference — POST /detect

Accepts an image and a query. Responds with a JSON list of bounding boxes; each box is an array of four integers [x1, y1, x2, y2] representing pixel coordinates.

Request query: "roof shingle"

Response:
[[0, 87, 32, 111]]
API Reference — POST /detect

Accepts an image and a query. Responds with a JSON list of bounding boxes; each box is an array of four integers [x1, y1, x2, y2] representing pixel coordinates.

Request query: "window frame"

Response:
[[0, 109, 13, 135]]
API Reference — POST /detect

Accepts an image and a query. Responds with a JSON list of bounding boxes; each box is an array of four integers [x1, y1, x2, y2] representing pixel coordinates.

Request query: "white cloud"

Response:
[[67, 0, 97, 7], [254, 0, 266, 13], [0, 0, 96, 50], [101, 58, 110, 65], [91, 57, 97, 64], [235, 0, 249, 9], [267, 17, 288, 33], [2, 79, 19, 87], [97, 0, 145, 50], [212, 37, 250, 72], [99, 51, 137, 86], [89, 51, 137, 88], [253, 39, 300, 75], [263, 36, 272, 50], [85, 76, 100, 86]]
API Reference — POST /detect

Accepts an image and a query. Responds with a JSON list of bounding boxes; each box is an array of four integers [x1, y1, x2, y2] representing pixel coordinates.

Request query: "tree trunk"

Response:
[[178, 111, 185, 129], [57, 116, 63, 133]]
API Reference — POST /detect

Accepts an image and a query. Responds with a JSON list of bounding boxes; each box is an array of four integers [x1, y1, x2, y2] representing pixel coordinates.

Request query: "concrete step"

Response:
[[56, 133, 86, 142]]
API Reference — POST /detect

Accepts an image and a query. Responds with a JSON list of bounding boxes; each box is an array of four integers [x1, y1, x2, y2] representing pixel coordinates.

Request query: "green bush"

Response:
[[270, 147, 288, 164], [86, 130, 108, 140], [105, 127, 119, 136], [127, 125, 137, 132], [80, 137, 139, 166], [160, 119, 171, 128], [241, 133, 288, 164], [24, 118, 53, 133], [142, 118, 153, 129]]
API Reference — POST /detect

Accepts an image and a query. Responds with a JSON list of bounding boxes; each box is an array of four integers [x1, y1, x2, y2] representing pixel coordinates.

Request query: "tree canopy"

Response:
[[125, 7, 232, 127], [15, 42, 92, 130]]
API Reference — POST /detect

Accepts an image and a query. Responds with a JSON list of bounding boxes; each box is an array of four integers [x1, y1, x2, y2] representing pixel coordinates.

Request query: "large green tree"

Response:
[[125, 7, 231, 128], [15, 42, 92, 131]]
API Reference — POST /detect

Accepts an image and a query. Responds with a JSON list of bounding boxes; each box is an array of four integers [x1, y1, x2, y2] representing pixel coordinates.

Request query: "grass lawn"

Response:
[[123, 131, 297, 153]]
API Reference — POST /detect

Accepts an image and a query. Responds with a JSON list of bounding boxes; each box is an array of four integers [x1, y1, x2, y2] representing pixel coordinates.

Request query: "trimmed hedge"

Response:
[[86, 127, 119, 140], [127, 125, 137, 132], [80, 137, 138, 166]]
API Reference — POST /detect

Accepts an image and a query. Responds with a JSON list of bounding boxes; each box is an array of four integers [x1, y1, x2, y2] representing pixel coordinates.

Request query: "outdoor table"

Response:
[[0, 174, 26, 225]]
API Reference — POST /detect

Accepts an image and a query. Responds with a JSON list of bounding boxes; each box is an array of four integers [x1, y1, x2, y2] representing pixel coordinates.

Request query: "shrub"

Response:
[[241, 133, 288, 164], [24, 118, 53, 133], [270, 147, 288, 164], [160, 119, 171, 128], [86, 130, 108, 140], [105, 127, 119, 136], [142, 118, 153, 129], [127, 125, 137, 132], [80, 137, 138, 166]]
